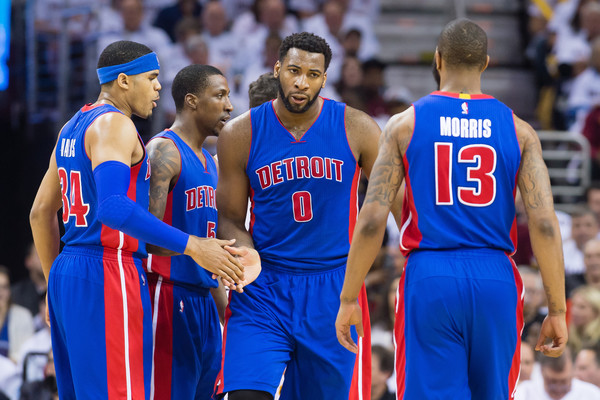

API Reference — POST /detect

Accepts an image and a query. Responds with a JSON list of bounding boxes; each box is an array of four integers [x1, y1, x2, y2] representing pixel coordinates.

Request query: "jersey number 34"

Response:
[[58, 168, 90, 227], [434, 143, 497, 207]]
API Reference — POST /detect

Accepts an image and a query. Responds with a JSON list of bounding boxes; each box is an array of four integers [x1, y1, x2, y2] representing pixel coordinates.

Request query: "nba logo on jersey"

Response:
[[179, 300, 184, 313], [461, 102, 468, 115], [140, 274, 145, 286]]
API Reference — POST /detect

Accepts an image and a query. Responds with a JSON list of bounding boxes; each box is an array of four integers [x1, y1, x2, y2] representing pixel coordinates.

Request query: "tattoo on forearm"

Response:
[[364, 131, 404, 207], [519, 142, 553, 211]]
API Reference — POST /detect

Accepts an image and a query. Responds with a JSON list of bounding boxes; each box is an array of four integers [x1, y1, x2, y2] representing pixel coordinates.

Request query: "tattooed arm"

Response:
[[336, 108, 414, 353], [146, 138, 181, 256], [516, 116, 567, 357]]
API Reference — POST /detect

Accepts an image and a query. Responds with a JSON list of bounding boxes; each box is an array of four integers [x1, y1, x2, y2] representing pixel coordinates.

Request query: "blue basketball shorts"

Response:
[[216, 264, 371, 400], [48, 245, 153, 400], [147, 274, 222, 400], [394, 249, 524, 400]]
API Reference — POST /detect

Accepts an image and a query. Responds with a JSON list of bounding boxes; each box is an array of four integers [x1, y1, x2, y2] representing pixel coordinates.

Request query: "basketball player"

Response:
[[248, 72, 279, 108], [29, 41, 248, 399], [215, 32, 387, 400], [144, 64, 260, 400], [336, 19, 568, 399]]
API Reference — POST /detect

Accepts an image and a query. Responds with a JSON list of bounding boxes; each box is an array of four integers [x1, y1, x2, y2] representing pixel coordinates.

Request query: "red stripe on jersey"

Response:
[[394, 260, 408, 399], [104, 253, 126, 400], [399, 157, 423, 256], [249, 187, 256, 236], [348, 284, 372, 399], [215, 291, 234, 396], [348, 165, 360, 244], [149, 277, 174, 400], [122, 253, 146, 399], [509, 171, 519, 256], [508, 256, 524, 397]]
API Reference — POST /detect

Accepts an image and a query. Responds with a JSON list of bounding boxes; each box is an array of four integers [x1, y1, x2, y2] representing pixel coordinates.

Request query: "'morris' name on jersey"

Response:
[[440, 116, 492, 139], [255, 156, 344, 190]]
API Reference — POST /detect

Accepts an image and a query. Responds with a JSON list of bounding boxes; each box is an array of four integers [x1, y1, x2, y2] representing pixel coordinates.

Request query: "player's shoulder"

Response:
[[221, 110, 252, 140], [88, 109, 137, 139], [512, 113, 539, 149], [344, 105, 381, 137], [385, 106, 415, 136], [146, 134, 179, 158]]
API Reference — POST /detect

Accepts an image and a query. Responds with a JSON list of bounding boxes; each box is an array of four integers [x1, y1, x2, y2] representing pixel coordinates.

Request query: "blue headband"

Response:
[[97, 52, 160, 85]]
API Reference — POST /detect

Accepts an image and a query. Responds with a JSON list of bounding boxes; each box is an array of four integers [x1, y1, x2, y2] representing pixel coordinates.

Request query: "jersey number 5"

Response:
[[435, 143, 497, 207], [58, 168, 90, 226]]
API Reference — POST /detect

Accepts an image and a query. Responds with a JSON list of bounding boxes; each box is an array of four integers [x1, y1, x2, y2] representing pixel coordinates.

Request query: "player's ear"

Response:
[[481, 55, 490, 72], [185, 93, 198, 110], [116, 73, 129, 90], [273, 61, 281, 78], [322, 71, 327, 88]]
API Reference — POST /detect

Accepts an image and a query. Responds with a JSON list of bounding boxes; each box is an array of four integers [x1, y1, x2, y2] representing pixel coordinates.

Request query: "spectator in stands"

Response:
[[97, 0, 173, 70], [301, 0, 379, 61], [371, 345, 395, 400], [362, 58, 387, 118], [19, 349, 58, 400], [0, 266, 34, 362], [185, 34, 209, 65], [95, 0, 125, 35], [153, 0, 202, 42], [335, 56, 365, 111], [562, 206, 600, 276], [575, 344, 600, 388], [519, 342, 537, 384], [0, 354, 20, 400], [202, 2, 237, 80], [16, 319, 52, 385], [520, 266, 547, 349], [567, 238, 600, 294], [569, 285, 600, 355], [583, 105, 600, 179], [10, 243, 46, 317], [516, 347, 600, 399], [289, 0, 380, 23], [567, 37, 600, 133]]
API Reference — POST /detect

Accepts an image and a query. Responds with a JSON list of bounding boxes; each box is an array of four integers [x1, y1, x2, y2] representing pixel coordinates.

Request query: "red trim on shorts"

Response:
[[508, 256, 524, 397], [395, 258, 408, 399], [150, 277, 174, 400], [348, 284, 372, 399], [103, 249, 146, 399], [216, 291, 233, 395]]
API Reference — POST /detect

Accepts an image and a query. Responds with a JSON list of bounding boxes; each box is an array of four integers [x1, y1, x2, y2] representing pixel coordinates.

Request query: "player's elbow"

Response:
[[530, 216, 558, 238], [97, 194, 135, 230]]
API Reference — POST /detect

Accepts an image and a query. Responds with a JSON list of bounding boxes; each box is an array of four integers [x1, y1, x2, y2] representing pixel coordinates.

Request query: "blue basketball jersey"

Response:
[[400, 91, 521, 255], [55, 103, 151, 258], [145, 130, 219, 290], [247, 99, 360, 271]]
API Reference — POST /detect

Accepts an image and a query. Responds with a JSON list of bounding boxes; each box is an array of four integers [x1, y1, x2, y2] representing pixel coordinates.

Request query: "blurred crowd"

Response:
[[4, 0, 600, 399]]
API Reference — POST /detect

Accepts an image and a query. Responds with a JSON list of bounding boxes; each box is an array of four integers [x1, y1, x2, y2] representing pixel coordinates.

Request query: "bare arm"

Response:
[[516, 116, 567, 357], [30, 148, 63, 282], [341, 109, 412, 303], [146, 138, 181, 256], [210, 282, 228, 325], [336, 108, 413, 353], [216, 112, 254, 248], [346, 107, 403, 229]]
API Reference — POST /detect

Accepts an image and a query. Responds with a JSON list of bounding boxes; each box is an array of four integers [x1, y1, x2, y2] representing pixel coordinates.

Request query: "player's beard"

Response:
[[432, 58, 441, 90], [277, 78, 321, 113]]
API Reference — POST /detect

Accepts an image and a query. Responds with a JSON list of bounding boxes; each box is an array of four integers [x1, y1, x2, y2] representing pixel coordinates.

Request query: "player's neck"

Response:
[[169, 119, 206, 151], [95, 92, 132, 117], [439, 71, 483, 95]]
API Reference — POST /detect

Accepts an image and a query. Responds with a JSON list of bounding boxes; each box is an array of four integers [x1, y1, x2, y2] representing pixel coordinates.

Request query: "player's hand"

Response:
[[213, 246, 261, 293], [535, 314, 568, 357], [335, 300, 364, 354], [185, 236, 244, 286]]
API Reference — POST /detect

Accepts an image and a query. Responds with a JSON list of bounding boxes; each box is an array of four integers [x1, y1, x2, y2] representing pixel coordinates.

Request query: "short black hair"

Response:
[[437, 19, 487, 70], [248, 72, 278, 108], [97, 40, 153, 69], [279, 32, 332, 71], [372, 345, 394, 373], [172, 64, 224, 112]]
